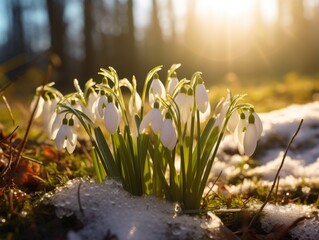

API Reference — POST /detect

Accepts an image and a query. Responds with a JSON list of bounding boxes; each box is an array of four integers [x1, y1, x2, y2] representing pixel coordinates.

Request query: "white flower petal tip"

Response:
[[160, 119, 177, 150], [199, 103, 211, 123], [195, 84, 209, 113]]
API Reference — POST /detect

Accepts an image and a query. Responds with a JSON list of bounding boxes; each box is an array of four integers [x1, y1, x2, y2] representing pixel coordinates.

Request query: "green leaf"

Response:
[[92, 147, 106, 183], [94, 127, 118, 177], [137, 134, 151, 193]]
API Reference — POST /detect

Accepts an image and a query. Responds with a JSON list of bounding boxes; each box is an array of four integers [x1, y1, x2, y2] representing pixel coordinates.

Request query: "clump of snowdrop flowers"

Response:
[[31, 64, 262, 210]]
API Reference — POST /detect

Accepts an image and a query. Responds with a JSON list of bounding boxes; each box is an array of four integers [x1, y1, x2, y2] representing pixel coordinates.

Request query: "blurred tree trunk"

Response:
[[84, 0, 94, 80], [10, 0, 25, 57], [145, 0, 163, 68], [124, 0, 136, 75], [46, 0, 66, 82], [291, 0, 310, 72]]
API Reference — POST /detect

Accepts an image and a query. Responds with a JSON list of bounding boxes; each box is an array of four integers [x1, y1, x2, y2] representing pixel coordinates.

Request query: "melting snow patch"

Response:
[[46, 178, 221, 240], [261, 203, 319, 240]]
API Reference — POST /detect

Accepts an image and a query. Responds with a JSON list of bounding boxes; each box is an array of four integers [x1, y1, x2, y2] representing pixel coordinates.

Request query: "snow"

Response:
[[261, 203, 319, 240], [46, 178, 221, 240], [216, 101, 319, 185], [46, 102, 319, 239]]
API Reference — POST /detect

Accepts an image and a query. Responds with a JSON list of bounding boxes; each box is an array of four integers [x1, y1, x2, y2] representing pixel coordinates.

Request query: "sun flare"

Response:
[[195, 0, 278, 25]]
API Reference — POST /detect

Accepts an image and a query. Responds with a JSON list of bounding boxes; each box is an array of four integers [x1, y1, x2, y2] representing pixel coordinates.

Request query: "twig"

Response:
[[203, 170, 223, 199], [13, 65, 51, 171], [275, 175, 280, 205], [0, 137, 14, 178], [2, 96, 15, 126], [248, 119, 303, 229], [77, 181, 84, 216]]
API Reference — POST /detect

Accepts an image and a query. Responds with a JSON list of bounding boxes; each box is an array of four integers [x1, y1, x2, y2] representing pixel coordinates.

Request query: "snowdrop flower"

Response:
[[97, 91, 108, 119], [214, 97, 230, 130], [128, 92, 142, 116], [139, 102, 163, 134], [175, 87, 193, 125], [149, 74, 166, 107], [251, 108, 263, 139], [42, 95, 60, 137], [160, 113, 177, 150], [167, 72, 179, 95], [50, 109, 64, 140], [227, 111, 240, 134], [195, 81, 209, 113], [243, 114, 259, 157], [104, 99, 121, 134], [234, 112, 248, 155], [55, 117, 77, 154], [199, 102, 211, 123], [30, 94, 45, 119], [82, 89, 98, 122]]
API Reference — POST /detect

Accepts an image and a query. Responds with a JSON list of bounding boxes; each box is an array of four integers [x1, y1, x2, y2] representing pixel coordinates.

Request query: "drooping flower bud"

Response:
[[195, 81, 209, 113], [139, 102, 163, 134], [243, 114, 258, 157], [149, 74, 166, 107], [160, 113, 177, 150], [104, 98, 121, 134]]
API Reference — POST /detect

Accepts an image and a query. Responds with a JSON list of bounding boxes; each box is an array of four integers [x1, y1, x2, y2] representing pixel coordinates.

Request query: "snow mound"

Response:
[[261, 203, 319, 240], [46, 178, 220, 240]]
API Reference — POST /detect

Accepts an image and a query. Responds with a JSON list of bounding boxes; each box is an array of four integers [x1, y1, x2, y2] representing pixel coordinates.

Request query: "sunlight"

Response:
[[196, 0, 255, 25], [195, 0, 279, 26]]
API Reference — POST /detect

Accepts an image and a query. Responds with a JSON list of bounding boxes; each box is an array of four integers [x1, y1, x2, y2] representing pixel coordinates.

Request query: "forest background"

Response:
[[0, 0, 319, 98]]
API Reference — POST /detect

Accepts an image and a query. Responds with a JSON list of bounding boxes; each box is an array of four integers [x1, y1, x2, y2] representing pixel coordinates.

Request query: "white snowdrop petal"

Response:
[[55, 125, 67, 150], [174, 93, 186, 108], [160, 119, 176, 150], [129, 92, 142, 116], [30, 96, 45, 119], [234, 118, 247, 144], [67, 126, 77, 146], [139, 111, 153, 134], [42, 99, 52, 122], [66, 139, 76, 154], [97, 95, 108, 119], [244, 123, 258, 157], [51, 113, 63, 140], [227, 112, 240, 133], [167, 77, 179, 95], [45, 111, 57, 137], [200, 102, 211, 123], [195, 84, 208, 113], [149, 79, 166, 106], [104, 102, 120, 134], [50, 98, 59, 113], [151, 109, 163, 134], [253, 112, 263, 139], [167, 129, 177, 150]]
